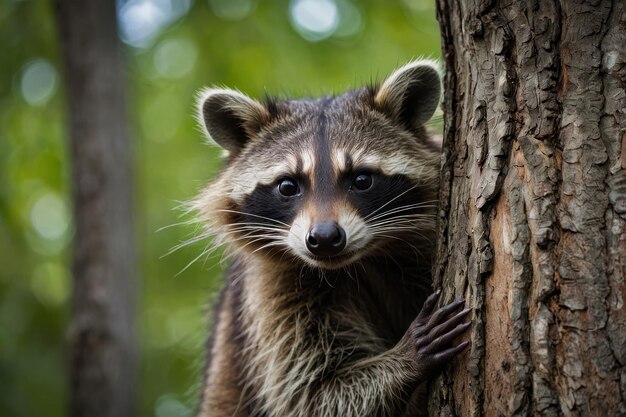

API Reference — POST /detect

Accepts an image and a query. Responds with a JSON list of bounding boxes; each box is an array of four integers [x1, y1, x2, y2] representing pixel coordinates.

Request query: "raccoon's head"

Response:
[[194, 61, 442, 270]]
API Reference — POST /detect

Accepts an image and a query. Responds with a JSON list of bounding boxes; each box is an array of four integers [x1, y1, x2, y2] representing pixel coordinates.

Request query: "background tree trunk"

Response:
[[431, 1, 626, 416], [56, 1, 137, 416]]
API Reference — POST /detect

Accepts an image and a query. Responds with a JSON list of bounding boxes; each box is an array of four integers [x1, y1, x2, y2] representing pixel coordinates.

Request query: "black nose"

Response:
[[306, 221, 346, 257]]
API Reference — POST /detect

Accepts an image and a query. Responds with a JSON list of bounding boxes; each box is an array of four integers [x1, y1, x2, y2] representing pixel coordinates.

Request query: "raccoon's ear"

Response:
[[197, 88, 271, 154], [374, 60, 441, 131]]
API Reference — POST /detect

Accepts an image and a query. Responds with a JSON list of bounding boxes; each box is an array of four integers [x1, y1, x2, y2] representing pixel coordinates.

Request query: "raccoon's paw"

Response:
[[408, 291, 470, 376]]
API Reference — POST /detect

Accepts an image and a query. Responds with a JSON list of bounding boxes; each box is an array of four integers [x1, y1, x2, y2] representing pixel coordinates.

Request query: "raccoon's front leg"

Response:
[[400, 291, 471, 379], [302, 293, 470, 417]]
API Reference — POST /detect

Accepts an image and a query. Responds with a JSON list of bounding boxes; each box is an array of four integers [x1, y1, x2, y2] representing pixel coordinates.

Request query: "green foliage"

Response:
[[0, 0, 440, 415]]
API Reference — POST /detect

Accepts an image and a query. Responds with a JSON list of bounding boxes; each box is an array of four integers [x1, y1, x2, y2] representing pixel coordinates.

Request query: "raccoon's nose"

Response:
[[306, 221, 346, 257]]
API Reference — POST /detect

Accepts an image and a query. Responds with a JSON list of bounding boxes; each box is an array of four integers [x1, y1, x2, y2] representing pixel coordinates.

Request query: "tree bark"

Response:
[[431, 1, 626, 416], [56, 1, 137, 416]]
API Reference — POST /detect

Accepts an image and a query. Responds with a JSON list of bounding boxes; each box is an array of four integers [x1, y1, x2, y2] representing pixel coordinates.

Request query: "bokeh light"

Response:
[[333, 0, 363, 39], [29, 191, 70, 242], [153, 37, 198, 79], [289, 0, 340, 42], [154, 394, 191, 417], [20, 59, 58, 106], [26, 189, 71, 256], [118, 0, 192, 48]]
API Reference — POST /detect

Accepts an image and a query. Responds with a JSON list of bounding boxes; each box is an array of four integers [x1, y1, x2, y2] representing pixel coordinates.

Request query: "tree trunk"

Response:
[[56, 1, 137, 416], [431, 1, 626, 416]]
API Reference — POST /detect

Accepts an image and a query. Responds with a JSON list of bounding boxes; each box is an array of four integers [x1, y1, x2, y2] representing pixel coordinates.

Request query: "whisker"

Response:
[[365, 201, 438, 223], [219, 233, 284, 248], [342, 265, 360, 292], [226, 221, 290, 229], [372, 223, 434, 242], [175, 244, 215, 276], [368, 215, 432, 228], [367, 215, 435, 230], [216, 209, 289, 227], [375, 233, 425, 259], [364, 186, 427, 221], [368, 212, 436, 225], [161, 233, 213, 258], [156, 218, 204, 233], [228, 225, 288, 234], [215, 236, 285, 266], [250, 241, 288, 255]]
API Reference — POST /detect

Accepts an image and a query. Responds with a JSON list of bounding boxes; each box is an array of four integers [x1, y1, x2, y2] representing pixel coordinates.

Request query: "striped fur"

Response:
[[193, 61, 445, 417]]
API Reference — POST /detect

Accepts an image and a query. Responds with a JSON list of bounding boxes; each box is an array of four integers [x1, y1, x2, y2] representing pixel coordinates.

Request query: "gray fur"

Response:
[[191, 61, 468, 417]]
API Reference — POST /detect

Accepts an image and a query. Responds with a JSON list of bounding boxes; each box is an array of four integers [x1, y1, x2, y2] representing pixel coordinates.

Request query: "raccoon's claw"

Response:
[[409, 293, 471, 374]]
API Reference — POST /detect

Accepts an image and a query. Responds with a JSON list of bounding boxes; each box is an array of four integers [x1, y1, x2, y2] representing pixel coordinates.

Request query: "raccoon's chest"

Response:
[[323, 265, 427, 343]]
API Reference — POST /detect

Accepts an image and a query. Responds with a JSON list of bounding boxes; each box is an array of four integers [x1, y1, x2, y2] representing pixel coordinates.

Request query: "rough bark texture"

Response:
[[431, 1, 626, 416], [56, 1, 137, 416]]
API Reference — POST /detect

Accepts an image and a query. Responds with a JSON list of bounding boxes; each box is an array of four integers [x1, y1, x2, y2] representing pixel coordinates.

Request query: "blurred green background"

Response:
[[0, 0, 440, 416]]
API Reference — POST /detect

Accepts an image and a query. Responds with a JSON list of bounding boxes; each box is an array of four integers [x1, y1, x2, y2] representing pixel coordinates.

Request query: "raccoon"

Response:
[[192, 61, 471, 417]]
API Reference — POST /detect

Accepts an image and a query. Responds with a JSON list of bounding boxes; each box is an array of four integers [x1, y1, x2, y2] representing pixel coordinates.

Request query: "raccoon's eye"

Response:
[[278, 178, 299, 197], [353, 172, 373, 191]]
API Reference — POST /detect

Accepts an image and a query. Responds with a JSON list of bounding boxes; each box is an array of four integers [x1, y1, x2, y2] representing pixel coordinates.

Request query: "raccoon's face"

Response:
[[195, 61, 441, 270]]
